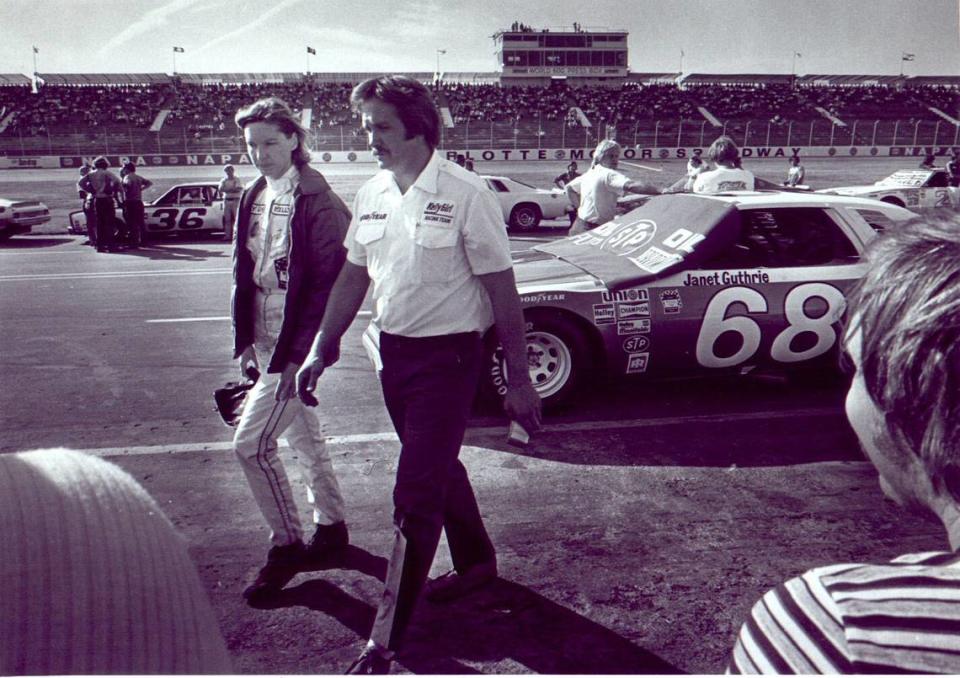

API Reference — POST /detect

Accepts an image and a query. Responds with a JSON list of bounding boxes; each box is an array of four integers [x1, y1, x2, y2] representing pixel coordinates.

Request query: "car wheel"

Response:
[[480, 311, 590, 409], [880, 196, 905, 208], [509, 204, 541, 231], [0, 231, 13, 242]]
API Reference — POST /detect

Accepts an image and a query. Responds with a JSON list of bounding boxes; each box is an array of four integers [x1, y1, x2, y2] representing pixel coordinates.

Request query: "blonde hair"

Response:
[[592, 139, 622, 168]]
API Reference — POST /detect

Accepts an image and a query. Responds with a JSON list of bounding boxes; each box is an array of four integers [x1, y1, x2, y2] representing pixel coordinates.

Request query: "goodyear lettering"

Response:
[[359, 211, 388, 222], [520, 292, 566, 304], [683, 271, 771, 286]]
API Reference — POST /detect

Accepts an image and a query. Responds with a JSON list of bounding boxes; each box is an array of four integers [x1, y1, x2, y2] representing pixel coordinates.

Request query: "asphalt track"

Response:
[[0, 157, 950, 673]]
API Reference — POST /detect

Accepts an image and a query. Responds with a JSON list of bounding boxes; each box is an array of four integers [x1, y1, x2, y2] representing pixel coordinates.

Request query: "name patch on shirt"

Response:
[[359, 211, 388, 222], [271, 204, 292, 217], [422, 201, 457, 225], [250, 203, 266, 216]]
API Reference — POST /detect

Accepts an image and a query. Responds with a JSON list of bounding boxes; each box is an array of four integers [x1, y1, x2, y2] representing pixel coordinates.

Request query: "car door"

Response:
[[645, 206, 861, 377]]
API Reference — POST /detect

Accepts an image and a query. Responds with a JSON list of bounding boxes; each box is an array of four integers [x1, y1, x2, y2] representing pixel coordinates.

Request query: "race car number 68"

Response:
[[695, 283, 846, 368]]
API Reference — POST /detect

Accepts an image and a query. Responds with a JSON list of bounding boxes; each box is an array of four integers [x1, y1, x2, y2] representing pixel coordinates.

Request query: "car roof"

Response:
[[695, 190, 914, 212]]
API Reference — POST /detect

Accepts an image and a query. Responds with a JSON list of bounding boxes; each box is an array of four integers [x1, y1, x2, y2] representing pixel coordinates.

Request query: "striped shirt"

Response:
[[727, 550, 960, 674]]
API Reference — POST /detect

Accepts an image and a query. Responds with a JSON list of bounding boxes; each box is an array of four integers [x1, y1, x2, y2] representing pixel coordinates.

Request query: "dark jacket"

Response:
[[231, 164, 351, 373]]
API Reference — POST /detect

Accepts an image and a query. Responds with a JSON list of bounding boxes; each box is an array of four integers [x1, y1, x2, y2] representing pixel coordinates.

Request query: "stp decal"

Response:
[[622, 335, 650, 352], [598, 219, 657, 256]]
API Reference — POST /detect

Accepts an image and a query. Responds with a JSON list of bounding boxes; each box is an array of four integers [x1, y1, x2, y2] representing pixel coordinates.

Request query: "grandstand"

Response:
[[0, 30, 958, 160]]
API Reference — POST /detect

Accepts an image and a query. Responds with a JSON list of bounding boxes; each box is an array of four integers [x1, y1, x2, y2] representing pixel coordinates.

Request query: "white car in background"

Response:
[[817, 168, 959, 210], [0, 197, 50, 240], [482, 175, 573, 231]]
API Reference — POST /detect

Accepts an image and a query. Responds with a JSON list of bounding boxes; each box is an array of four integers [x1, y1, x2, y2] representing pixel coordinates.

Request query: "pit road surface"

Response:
[[0, 159, 947, 673]]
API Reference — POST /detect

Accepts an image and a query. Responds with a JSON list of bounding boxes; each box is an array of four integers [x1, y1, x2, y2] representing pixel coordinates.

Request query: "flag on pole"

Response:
[[902, 52, 915, 61], [794, 52, 802, 58], [307, 46, 316, 55], [32, 46, 39, 54], [173, 46, 185, 53]]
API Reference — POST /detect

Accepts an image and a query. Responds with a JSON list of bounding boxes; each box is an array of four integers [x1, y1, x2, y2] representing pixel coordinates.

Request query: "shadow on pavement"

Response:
[[108, 243, 229, 261], [0, 236, 75, 248], [257, 545, 681, 674]]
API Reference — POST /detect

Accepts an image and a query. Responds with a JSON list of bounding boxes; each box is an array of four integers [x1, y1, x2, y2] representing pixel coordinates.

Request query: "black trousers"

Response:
[[122, 200, 145, 244], [370, 330, 496, 652], [94, 198, 115, 251]]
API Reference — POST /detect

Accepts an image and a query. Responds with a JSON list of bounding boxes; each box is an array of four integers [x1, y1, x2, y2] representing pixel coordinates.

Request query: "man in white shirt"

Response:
[[564, 139, 660, 234], [693, 136, 755, 194], [296, 75, 541, 674]]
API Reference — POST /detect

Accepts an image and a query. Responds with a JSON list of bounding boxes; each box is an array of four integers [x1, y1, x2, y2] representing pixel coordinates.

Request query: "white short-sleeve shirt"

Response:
[[571, 165, 630, 224], [692, 166, 755, 193], [345, 152, 513, 337]]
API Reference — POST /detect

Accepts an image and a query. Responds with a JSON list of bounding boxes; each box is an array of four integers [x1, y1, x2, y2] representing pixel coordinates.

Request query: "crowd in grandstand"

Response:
[[0, 77, 956, 150]]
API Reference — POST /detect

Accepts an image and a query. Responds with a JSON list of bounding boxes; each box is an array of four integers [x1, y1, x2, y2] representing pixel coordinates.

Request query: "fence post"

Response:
[[744, 120, 751, 147], [787, 120, 793, 147], [954, 122, 959, 147], [933, 120, 941, 146], [872, 120, 878, 146], [699, 120, 705, 147], [912, 119, 919, 147], [104, 131, 110, 155], [676, 119, 683, 147], [653, 120, 660, 148], [765, 121, 771, 147], [808, 120, 814, 147], [892, 120, 900, 146]]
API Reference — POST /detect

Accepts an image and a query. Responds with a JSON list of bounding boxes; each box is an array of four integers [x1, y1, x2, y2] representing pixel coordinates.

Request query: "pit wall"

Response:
[[1, 144, 956, 170]]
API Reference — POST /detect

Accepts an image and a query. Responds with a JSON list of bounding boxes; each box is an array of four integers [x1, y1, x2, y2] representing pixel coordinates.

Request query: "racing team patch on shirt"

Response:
[[274, 256, 289, 290], [422, 201, 457, 225]]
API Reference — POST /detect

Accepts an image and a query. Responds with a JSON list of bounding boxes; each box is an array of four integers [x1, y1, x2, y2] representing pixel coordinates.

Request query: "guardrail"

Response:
[[0, 117, 956, 157]]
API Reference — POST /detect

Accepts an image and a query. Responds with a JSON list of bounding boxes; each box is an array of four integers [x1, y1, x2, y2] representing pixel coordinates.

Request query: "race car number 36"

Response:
[[695, 283, 846, 368]]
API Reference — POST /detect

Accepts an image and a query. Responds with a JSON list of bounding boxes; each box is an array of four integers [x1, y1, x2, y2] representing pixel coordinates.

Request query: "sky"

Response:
[[0, 0, 958, 78]]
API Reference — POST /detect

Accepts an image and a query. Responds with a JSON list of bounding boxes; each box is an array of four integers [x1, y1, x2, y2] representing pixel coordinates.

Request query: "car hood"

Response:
[[817, 185, 881, 195], [531, 194, 741, 291], [511, 248, 602, 294]]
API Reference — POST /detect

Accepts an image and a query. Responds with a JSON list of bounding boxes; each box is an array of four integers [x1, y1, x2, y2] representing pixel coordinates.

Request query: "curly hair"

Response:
[[234, 97, 312, 167], [845, 213, 960, 501]]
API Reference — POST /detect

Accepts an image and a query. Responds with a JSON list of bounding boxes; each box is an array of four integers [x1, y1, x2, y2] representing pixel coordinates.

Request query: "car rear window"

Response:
[[853, 208, 901, 233], [705, 207, 859, 269]]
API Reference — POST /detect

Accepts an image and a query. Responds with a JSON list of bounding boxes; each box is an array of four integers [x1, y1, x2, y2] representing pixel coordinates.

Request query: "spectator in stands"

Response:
[[784, 155, 806, 187], [919, 152, 937, 169], [565, 139, 661, 234], [692, 136, 755, 193], [728, 214, 960, 674], [77, 164, 97, 248], [78, 156, 122, 253], [218, 164, 244, 241], [455, 153, 467, 167], [946, 149, 960, 187], [119, 161, 152, 247], [554, 161, 581, 226], [464, 158, 476, 173]]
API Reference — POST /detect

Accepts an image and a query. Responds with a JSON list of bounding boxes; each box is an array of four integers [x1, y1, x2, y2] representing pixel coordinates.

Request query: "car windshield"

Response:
[[876, 170, 932, 188]]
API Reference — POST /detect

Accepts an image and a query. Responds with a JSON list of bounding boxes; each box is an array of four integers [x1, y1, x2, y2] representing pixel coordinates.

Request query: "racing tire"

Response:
[[0, 231, 13, 242], [508, 204, 542, 231], [880, 196, 906, 208], [480, 310, 591, 410]]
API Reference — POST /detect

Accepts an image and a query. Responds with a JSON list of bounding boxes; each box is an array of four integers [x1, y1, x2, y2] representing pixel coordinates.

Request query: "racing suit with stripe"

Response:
[[231, 164, 351, 546]]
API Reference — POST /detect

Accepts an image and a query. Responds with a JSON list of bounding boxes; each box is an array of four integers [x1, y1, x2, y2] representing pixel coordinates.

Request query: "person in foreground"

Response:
[[727, 213, 960, 674], [231, 96, 352, 605], [296, 75, 541, 674], [693, 136, 755, 193], [0, 448, 232, 674]]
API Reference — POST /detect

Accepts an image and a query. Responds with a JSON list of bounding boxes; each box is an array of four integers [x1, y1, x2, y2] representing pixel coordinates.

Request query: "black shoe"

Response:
[[306, 521, 348, 561], [424, 561, 497, 603], [345, 646, 392, 674], [242, 541, 307, 604]]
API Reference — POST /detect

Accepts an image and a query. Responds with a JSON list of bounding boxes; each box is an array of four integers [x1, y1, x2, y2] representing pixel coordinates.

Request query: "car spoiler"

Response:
[[533, 194, 741, 292]]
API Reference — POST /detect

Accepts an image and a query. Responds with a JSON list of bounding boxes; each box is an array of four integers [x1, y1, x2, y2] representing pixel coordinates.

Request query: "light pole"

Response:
[[436, 49, 446, 83]]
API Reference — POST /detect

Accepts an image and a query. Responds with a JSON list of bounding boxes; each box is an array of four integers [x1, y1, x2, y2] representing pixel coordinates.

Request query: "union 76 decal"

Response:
[[694, 283, 846, 368]]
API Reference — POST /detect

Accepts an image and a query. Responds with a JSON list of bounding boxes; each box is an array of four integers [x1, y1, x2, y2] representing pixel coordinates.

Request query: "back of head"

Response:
[[351, 75, 441, 149], [591, 139, 621, 168], [846, 214, 960, 501], [707, 136, 740, 166], [234, 96, 312, 167], [93, 155, 109, 170], [122, 161, 136, 174]]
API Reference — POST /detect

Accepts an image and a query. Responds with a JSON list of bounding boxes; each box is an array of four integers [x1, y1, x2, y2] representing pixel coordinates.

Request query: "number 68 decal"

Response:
[[695, 283, 846, 368]]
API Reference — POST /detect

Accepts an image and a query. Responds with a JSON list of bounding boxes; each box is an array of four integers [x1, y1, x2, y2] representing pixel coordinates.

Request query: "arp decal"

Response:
[[592, 303, 616, 324], [617, 318, 651, 335], [659, 289, 683, 314], [629, 246, 682, 274], [601, 287, 648, 303], [622, 335, 650, 353], [616, 301, 650, 319], [626, 353, 649, 374]]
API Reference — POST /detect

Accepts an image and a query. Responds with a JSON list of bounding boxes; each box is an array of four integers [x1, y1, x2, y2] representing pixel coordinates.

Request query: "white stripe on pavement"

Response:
[[144, 311, 372, 323], [0, 268, 232, 282], [71, 407, 839, 458]]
